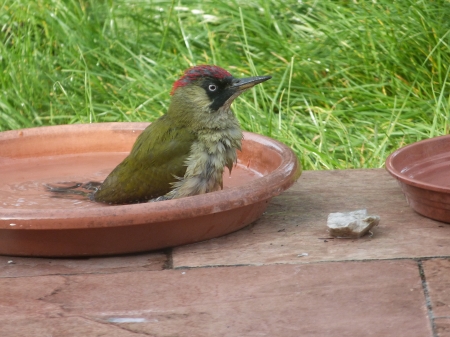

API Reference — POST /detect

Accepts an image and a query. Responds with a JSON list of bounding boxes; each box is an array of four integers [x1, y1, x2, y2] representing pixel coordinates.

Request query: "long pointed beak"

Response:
[[231, 75, 272, 91]]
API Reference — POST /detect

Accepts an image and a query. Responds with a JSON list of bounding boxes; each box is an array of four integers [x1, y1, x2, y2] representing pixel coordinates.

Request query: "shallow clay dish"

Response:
[[0, 122, 301, 257], [386, 135, 450, 223]]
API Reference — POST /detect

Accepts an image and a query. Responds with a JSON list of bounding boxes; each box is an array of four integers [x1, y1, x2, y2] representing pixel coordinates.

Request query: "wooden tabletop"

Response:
[[1, 169, 449, 336]]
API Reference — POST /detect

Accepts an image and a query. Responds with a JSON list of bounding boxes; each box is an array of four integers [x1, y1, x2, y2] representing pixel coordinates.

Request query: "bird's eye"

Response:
[[208, 84, 217, 92]]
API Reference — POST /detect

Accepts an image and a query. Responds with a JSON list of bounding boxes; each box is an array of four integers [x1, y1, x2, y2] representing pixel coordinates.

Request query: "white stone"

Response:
[[327, 209, 380, 238]]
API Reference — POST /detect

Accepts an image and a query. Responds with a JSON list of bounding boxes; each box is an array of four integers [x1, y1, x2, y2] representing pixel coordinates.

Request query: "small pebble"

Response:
[[327, 209, 380, 238]]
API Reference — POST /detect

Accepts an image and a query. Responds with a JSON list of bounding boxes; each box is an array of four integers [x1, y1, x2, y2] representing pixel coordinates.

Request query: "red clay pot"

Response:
[[0, 123, 301, 257], [386, 135, 450, 223]]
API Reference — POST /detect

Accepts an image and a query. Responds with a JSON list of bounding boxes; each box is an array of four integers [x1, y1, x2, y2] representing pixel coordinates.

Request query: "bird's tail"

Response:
[[44, 181, 101, 200]]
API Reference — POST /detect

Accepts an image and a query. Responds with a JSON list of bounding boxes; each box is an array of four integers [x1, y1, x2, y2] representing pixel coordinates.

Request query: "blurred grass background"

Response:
[[1, 0, 449, 170]]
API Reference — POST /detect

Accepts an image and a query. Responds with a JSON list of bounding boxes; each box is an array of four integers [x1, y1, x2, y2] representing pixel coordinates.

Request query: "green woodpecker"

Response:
[[47, 65, 271, 204]]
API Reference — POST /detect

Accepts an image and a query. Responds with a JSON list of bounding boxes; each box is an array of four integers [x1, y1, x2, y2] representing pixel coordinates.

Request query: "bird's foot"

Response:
[[149, 195, 171, 202]]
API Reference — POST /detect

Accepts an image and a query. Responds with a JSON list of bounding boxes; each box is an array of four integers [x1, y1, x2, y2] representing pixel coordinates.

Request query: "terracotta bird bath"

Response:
[[386, 135, 450, 223], [0, 122, 301, 257]]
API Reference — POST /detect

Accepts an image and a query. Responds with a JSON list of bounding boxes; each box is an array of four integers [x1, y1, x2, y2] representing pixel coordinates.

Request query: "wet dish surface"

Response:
[[0, 152, 262, 209]]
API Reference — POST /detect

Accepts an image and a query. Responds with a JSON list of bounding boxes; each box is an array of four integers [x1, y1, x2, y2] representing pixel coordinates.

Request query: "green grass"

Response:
[[1, 0, 449, 170]]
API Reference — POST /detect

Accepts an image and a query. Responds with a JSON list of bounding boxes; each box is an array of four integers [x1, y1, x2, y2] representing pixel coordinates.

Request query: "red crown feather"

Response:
[[171, 65, 232, 95]]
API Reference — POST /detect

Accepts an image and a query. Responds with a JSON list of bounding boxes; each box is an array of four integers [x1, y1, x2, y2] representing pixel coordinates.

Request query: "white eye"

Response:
[[208, 84, 217, 92]]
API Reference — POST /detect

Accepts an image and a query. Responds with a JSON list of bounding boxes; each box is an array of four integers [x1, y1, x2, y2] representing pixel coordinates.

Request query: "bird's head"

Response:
[[167, 65, 271, 127]]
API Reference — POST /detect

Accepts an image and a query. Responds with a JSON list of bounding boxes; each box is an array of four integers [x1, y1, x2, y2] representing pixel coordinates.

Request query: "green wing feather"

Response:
[[94, 116, 196, 204]]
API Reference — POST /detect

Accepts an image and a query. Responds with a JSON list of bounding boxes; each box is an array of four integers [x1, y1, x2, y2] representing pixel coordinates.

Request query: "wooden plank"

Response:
[[173, 169, 450, 267], [0, 252, 167, 278], [0, 261, 431, 337]]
